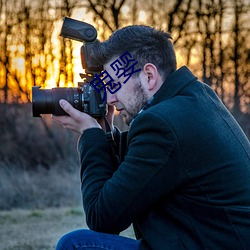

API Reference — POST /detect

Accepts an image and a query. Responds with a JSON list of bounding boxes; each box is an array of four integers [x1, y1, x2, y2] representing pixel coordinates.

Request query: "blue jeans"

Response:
[[56, 229, 140, 249]]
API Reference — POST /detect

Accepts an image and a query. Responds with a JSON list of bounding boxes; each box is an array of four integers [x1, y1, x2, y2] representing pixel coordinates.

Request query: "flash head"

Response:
[[59, 17, 102, 72], [60, 17, 97, 42]]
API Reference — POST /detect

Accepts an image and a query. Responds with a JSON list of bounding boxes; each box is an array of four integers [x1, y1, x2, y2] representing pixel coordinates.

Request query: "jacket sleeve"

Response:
[[78, 111, 186, 234]]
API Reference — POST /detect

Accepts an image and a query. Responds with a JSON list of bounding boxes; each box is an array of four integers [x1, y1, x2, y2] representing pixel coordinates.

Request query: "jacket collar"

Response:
[[149, 66, 197, 108]]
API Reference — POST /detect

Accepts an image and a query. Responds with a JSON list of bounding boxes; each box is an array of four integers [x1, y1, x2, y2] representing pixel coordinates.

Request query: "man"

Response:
[[53, 25, 250, 249]]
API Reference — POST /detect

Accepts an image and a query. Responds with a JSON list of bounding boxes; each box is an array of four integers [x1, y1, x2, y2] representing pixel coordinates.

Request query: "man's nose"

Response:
[[106, 91, 117, 105]]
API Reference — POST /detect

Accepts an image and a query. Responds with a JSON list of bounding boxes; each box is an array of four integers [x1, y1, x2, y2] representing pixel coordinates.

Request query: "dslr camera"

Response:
[[32, 17, 106, 118]]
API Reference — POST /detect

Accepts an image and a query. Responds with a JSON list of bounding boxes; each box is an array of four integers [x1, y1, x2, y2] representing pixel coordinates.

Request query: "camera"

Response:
[[32, 17, 106, 118]]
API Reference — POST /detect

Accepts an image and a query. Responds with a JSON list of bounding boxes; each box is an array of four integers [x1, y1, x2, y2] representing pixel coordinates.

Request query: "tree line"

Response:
[[0, 0, 249, 117]]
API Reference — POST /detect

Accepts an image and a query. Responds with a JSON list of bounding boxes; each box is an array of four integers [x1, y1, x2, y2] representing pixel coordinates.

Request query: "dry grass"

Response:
[[0, 103, 133, 249], [0, 207, 135, 250], [0, 103, 128, 210], [0, 162, 82, 210]]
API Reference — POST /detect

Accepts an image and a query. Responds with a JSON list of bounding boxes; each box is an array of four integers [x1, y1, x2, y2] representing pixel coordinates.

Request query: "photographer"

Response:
[[53, 25, 250, 249]]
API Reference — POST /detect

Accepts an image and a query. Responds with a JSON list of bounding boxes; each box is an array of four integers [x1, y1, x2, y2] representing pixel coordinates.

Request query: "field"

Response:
[[0, 206, 134, 250]]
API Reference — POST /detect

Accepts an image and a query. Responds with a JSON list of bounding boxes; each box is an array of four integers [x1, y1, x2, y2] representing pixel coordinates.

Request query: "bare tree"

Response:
[[55, 0, 78, 87], [0, 0, 9, 102], [1, 0, 248, 115], [0, 0, 30, 102], [85, 0, 126, 34], [230, 0, 249, 116], [81, 0, 249, 115], [168, 0, 249, 114]]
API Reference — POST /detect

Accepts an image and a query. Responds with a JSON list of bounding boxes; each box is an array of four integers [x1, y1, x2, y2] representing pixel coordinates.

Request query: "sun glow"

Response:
[[138, 10, 147, 23], [1, 6, 99, 103]]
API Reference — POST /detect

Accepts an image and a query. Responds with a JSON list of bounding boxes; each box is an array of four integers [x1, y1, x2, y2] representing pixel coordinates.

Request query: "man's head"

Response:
[[90, 25, 177, 125]]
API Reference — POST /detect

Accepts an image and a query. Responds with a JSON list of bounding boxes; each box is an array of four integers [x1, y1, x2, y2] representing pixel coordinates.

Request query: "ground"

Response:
[[0, 207, 135, 250]]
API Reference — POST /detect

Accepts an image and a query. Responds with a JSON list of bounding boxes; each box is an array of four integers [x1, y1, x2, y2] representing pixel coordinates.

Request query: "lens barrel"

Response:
[[32, 86, 82, 117]]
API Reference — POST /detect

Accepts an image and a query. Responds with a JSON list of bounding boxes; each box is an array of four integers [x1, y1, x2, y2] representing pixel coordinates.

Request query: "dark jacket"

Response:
[[78, 66, 250, 249]]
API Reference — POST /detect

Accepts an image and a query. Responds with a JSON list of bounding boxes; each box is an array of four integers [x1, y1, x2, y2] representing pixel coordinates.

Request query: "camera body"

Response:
[[32, 82, 106, 117], [32, 17, 106, 118]]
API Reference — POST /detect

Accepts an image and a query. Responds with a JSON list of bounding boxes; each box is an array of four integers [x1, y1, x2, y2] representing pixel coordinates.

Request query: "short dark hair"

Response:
[[90, 25, 177, 80]]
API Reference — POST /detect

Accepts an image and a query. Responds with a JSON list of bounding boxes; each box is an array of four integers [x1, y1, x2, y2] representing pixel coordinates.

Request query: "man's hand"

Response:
[[52, 99, 115, 134], [52, 99, 101, 134]]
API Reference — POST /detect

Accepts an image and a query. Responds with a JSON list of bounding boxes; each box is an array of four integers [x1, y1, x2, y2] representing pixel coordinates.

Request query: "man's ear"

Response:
[[143, 63, 159, 90]]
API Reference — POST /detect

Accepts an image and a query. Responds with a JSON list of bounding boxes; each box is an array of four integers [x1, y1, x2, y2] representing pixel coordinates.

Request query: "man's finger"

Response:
[[59, 99, 73, 114], [59, 99, 84, 121]]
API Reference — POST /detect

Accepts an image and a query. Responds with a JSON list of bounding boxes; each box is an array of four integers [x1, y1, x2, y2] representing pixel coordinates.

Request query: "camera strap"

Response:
[[103, 115, 114, 143], [94, 91, 116, 146], [99, 104, 118, 159], [90, 81, 119, 166]]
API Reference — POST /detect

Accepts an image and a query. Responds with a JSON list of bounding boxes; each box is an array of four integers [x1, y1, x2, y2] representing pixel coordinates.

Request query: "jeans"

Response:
[[56, 229, 140, 250]]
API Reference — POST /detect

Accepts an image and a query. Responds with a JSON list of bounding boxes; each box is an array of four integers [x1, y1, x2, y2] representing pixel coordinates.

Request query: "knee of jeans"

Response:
[[56, 230, 80, 250], [56, 233, 69, 250], [56, 229, 91, 250]]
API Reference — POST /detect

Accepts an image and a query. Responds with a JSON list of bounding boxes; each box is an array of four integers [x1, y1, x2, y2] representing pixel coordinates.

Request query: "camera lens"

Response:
[[32, 86, 82, 117]]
